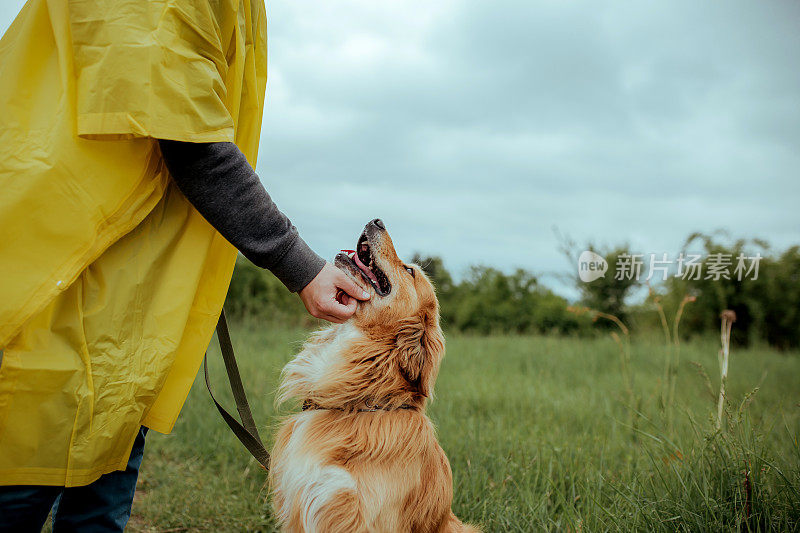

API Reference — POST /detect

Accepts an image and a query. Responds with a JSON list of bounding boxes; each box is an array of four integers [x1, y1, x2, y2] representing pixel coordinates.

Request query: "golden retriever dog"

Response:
[[269, 219, 478, 533]]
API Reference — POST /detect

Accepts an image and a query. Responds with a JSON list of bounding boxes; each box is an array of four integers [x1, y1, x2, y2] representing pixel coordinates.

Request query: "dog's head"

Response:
[[335, 219, 437, 325], [280, 220, 445, 410]]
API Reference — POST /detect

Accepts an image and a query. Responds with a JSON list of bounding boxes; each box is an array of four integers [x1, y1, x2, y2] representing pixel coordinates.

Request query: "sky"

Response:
[[2, 1, 799, 298]]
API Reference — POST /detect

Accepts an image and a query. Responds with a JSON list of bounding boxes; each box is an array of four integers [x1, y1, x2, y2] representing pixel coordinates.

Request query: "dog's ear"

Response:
[[396, 310, 445, 396]]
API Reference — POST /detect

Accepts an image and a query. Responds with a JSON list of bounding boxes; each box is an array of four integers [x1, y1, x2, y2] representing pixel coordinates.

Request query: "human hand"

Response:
[[299, 262, 371, 323]]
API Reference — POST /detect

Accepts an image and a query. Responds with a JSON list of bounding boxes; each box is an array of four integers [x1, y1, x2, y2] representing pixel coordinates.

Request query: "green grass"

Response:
[[129, 322, 800, 532]]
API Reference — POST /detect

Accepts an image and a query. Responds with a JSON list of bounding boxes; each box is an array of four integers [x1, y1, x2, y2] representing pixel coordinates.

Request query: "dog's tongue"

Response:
[[341, 249, 379, 285]]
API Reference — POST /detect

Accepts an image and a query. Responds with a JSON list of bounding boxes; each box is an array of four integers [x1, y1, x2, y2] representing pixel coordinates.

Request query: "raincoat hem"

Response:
[[141, 413, 173, 434], [0, 453, 130, 488], [0, 424, 138, 488], [78, 112, 235, 143]]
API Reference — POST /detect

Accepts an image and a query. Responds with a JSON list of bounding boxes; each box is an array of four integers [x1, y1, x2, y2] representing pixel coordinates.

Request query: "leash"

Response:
[[204, 309, 270, 470]]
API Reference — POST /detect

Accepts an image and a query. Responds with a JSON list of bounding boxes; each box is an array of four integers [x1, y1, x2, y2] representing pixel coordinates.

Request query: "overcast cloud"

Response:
[[2, 1, 798, 298]]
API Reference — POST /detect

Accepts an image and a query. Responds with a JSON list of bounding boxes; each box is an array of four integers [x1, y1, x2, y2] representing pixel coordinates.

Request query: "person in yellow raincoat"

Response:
[[0, 1, 370, 530]]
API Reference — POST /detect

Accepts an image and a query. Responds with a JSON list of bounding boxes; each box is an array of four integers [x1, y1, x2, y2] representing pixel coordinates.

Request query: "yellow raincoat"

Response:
[[0, 0, 267, 486]]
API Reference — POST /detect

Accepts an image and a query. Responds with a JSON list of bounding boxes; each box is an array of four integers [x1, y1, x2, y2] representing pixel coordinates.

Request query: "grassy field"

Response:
[[128, 321, 800, 532]]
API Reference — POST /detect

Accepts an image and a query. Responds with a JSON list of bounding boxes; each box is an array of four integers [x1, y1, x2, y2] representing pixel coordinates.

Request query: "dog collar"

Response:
[[301, 399, 418, 413]]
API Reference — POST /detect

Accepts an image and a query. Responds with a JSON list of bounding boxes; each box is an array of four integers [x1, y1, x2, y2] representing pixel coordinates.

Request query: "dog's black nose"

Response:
[[371, 218, 385, 230]]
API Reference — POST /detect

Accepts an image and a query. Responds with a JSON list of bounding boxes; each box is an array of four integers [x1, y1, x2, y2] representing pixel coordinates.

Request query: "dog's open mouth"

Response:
[[337, 232, 392, 297]]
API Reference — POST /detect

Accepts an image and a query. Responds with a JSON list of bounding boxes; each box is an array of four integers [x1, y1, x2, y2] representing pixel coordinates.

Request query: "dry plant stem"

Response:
[[743, 459, 752, 523], [595, 312, 636, 436], [610, 332, 632, 398], [667, 296, 691, 423], [655, 300, 674, 429], [717, 314, 734, 429], [593, 311, 629, 337], [654, 295, 693, 429], [655, 301, 672, 405], [672, 297, 690, 347]]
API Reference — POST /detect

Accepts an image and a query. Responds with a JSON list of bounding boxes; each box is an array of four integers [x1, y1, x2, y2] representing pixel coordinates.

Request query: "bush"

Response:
[[657, 234, 800, 349], [225, 256, 313, 326], [411, 255, 593, 336]]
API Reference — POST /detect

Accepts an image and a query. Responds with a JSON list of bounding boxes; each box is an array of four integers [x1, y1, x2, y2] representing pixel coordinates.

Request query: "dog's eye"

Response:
[[405, 266, 415, 278]]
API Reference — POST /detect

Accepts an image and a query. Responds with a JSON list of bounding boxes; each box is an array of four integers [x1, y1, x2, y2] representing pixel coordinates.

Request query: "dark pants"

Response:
[[0, 426, 147, 533]]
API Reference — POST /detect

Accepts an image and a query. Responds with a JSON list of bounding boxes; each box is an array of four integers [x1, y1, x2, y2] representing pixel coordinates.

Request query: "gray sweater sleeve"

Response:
[[158, 139, 325, 293]]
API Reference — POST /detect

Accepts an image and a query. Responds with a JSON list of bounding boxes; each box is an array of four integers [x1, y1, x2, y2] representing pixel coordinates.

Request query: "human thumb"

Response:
[[337, 271, 371, 301]]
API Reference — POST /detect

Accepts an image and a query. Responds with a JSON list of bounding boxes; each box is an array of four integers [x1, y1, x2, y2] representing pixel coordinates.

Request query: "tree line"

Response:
[[225, 232, 800, 349]]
